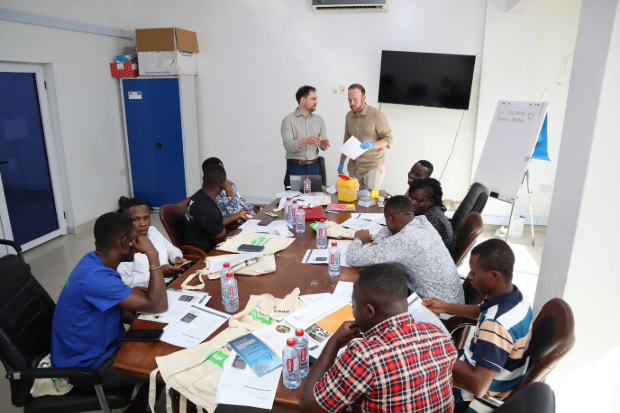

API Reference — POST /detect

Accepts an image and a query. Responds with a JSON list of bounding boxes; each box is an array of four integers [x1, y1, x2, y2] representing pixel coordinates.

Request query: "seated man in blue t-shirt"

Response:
[[51, 212, 168, 399], [422, 239, 534, 413]]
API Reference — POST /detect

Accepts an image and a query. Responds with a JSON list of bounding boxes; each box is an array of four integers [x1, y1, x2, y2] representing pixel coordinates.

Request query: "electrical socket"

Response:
[[338, 85, 346, 94], [120, 169, 128, 177], [540, 184, 552, 192]]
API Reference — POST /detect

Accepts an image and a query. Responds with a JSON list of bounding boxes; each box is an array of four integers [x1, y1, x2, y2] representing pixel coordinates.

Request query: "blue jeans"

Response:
[[284, 161, 320, 189]]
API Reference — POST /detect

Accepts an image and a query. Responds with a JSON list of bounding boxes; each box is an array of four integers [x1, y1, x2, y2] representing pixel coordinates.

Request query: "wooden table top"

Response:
[[113, 193, 384, 409]]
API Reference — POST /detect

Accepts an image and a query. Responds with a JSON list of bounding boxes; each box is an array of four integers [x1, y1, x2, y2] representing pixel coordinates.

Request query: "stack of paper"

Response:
[[352, 213, 386, 225], [339, 136, 368, 160], [277, 195, 329, 210], [239, 219, 289, 234], [138, 290, 210, 323], [302, 240, 353, 267], [341, 217, 384, 235], [161, 305, 231, 348], [407, 293, 451, 337]]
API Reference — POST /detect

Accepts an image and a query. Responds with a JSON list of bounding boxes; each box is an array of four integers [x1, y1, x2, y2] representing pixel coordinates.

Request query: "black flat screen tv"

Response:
[[378, 50, 476, 110]]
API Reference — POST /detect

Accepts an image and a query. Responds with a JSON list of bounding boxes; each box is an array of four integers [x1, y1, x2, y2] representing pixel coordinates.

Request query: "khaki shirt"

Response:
[[281, 109, 327, 160], [343, 104, 394, 174]]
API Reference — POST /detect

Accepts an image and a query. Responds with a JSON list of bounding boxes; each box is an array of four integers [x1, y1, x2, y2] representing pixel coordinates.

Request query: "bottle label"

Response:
[[330, 253, 339, 265], [304, 181, 311, 190], [318, 228, 327, 238], [284, 205, 291, 213], [286, 358, 295, 373], [225, 287, 236, 299], [297, 213, 304, 223], [300, 347, 307, 362]]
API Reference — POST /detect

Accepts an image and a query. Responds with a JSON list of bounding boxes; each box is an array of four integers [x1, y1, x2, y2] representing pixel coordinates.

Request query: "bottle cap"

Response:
[[320, 219, 325, 223], [295, 329, 304, 337], [286, 338, 296, 346], [226, 272, 233, 278], [305, 176, 309, 178], [287, 197, 291, 200], [293, 200, 297, 203], [223, 262, 230, 268], [332, 242, 337, 246]]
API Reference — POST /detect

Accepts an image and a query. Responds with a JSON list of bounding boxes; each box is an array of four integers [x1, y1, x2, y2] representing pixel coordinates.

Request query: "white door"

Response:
[[0, 62, 67, 254]]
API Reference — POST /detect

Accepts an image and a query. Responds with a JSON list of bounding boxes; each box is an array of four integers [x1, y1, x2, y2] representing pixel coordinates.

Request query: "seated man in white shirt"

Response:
[[117, 197, 190, 287]]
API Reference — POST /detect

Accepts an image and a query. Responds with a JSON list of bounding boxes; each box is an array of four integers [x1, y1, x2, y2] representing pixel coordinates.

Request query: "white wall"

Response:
[[130, 0, 487, 204], [474, 0, 581, 223], [0, 0, 135, 229], [533, 0, 620, 411]]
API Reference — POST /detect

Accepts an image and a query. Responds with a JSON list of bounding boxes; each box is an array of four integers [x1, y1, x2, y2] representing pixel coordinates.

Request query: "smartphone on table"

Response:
[[237, 244, 265, 253], [122, 329, 163, 342]]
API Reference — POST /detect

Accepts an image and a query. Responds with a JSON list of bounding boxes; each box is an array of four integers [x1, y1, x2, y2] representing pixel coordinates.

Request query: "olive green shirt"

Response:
[[343, 104, 394, 174], [281, 109, 327, 161]]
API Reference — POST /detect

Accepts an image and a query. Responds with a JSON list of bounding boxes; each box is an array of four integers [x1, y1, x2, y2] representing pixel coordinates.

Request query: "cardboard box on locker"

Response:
[[135, 28, 199, 75], [110, 62, 139, 78]]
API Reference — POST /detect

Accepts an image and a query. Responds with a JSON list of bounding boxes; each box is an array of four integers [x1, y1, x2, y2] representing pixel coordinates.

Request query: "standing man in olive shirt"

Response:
[[338, 84, 394, 190], [281, 86, 331, 189]]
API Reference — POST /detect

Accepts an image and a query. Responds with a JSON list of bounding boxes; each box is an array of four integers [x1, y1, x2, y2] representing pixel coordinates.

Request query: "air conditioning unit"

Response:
[[312, 0, 388, 12]]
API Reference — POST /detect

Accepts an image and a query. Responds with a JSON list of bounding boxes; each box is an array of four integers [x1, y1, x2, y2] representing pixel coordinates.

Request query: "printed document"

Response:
[[302, 241, 352, 267], [215, 350, 281, 410], [276, 195, 328, 210], [240, 219, 289, 234], [229, 333, 282, 377], [333, 281, 353, 304], [161, 304, 230, 348], [299, 293, 333, 306], [407, 293, 451, 337], [339, 136, 368, 160], [207, 253, 264, 273], [352, 213, 386, 225], [341, 217, 384, 235], [138, 291, 210, 324]]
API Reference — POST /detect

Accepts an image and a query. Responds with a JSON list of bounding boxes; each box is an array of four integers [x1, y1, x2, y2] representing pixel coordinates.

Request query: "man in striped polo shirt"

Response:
[[423, 239, 533, 413]]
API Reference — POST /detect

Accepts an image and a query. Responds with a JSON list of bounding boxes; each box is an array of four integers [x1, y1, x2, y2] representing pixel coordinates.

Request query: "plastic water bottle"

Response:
[[220, 262, 231, 303], [282, 338, 301, 389], [328, 242, 341, 277], [303, 176, 311, 194], [295, 329, 309, 378], [296, 207, 306, 233], [284, 197, 293, 225], [291, 200, 298, 225], [316, 219, 328, 249], [222, 272, 239, 313]]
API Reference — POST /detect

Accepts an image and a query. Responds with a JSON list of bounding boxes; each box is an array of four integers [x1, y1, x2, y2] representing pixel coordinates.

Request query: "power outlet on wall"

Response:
[[540, 184, 553, 192], [339, 85, 346, 94]]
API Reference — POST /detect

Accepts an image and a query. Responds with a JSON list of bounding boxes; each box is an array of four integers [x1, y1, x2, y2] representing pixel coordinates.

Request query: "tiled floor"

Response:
[[0, 215, 545, 412]]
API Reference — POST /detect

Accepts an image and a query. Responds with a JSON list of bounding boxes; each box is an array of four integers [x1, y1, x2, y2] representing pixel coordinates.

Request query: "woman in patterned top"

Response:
[[408, 178, 456, 257]]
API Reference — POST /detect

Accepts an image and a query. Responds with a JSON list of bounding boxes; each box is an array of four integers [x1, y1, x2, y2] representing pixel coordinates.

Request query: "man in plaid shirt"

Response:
[[300, 264, 458, 413]]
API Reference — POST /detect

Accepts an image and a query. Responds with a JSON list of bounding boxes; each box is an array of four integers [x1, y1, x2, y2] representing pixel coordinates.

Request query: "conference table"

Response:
[[113, 193, 385, 410]]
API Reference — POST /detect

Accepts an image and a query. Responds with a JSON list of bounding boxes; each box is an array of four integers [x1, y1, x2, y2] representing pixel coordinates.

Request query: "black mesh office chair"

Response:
[[451, 182, 489, 235], [493, 382, 555, 412], [0, 239, 133, 413], [318, 156, 328, 186]]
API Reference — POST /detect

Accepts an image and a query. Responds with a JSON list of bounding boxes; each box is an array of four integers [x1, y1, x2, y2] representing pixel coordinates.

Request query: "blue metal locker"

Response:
[[122, 78, 187, 207]]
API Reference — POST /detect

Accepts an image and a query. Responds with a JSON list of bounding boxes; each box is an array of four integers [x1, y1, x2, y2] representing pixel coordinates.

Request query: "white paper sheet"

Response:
[[339, 136, 368, 160], [138, 291, 210, 323], [239, 219, 289, 234], [284, 295, 347, 330], [215, 350, 282, 410], [301, 241, 352, 267], [299, 293, 333, 306], [207, 253, 264, 273], [161, 304, 231, 348], [407, 293, 451, 337], [276, 190, 301, 198], [352, 213, 386, 225], [333, 281, 353, 304], [341, 218, 384, 235]]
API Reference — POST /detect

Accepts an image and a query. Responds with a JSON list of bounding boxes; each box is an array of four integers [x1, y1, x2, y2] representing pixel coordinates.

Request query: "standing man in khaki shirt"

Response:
[[338, 84, 394, 190], [281, 86, 331, 189]]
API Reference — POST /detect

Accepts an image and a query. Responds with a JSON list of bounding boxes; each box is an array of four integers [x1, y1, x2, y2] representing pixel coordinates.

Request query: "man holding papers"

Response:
[[281, 85, 331, 189], [338, 84, 394, 190], [300, 264, 457, 413]]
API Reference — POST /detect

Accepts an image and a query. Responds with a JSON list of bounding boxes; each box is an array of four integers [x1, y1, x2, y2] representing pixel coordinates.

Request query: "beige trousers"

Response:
[[349, 165, 386, 190]]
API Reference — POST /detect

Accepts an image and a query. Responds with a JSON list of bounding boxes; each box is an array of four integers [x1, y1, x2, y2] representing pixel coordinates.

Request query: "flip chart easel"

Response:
[[473, 101, 549, 246]]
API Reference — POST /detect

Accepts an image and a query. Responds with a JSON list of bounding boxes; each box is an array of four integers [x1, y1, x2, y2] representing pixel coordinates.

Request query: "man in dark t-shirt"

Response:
[[184, 163, 249, 252]]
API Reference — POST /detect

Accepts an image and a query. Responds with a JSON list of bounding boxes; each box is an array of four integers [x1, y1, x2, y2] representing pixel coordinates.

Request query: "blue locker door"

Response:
[[149, 79, 186, 205], [123, 79, 186, 207]]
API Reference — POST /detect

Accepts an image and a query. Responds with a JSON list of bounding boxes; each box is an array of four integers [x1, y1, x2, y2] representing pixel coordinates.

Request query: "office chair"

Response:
[[453, 212, 485, 267], [317, 156, 328, 186], [0, 240, 133, 413], [159, 198, 209, 261], [451, 182, 489, 235], [494, 382, 555, 412]]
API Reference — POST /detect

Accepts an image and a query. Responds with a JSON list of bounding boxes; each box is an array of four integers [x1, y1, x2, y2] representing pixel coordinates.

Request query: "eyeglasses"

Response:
[[410, 197, 431, 205]]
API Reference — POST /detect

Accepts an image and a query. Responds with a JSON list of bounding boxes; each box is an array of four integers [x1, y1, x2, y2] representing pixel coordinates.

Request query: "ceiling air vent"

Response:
[[312, 0, 388, 12]]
